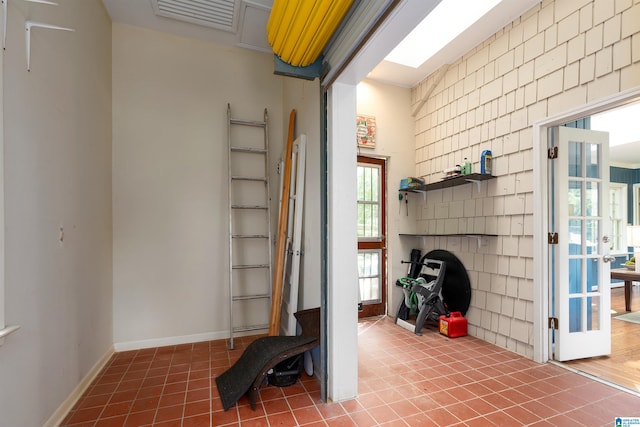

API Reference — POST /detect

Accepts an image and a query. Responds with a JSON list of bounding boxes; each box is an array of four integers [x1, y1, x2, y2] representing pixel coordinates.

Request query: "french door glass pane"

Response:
[[587, 259, 599, 292], [587, 296, 600, 331], [358, 250, 381, 302], [568, 141, 582, 177], [586, 143, 600, 178], [585, 220, 598, 254], [569, 297, 581, 333], [585, 182, 599, 216], [568, 181, 581, 215], [569, 259, 582, 293], [569, 219, 581, 255]]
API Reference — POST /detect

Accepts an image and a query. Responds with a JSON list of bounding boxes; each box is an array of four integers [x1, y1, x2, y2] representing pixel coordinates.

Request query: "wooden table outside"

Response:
[[611, 268, 640, 312]]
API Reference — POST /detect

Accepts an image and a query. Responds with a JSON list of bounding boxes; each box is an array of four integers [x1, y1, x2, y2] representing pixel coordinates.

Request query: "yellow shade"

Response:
[[267, 0, 353, 67]]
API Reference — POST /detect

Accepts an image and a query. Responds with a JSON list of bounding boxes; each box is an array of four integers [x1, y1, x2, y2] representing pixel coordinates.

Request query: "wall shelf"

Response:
[[400, 233, 498, 248], [400, 173, 495, 193], [397, 174, 497, 247]]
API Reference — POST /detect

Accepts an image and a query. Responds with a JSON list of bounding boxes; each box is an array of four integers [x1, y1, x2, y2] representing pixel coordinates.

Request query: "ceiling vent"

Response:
[[151, 0, 240, 32]]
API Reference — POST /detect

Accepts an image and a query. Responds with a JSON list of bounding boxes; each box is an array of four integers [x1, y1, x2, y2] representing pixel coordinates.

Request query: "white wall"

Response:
[[112, 24, 285, 347], [0, 0, 113, 425], [356, 79, 415, 316], [412, 0, 640, 357]]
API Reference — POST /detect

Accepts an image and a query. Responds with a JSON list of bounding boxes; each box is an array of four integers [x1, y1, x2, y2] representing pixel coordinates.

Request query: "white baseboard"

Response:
[[43, 345, 115, 427], [113, 328, 267, 352], [44, 329, 267, 425]]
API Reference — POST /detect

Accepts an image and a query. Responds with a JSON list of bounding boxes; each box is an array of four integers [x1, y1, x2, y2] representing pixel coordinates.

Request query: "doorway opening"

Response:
[[357, 156, 387, 318], [535, 90, 640, 393]]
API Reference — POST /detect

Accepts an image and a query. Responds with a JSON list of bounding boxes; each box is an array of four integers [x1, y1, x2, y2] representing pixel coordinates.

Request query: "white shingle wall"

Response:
[[411, 0, 640, 358]]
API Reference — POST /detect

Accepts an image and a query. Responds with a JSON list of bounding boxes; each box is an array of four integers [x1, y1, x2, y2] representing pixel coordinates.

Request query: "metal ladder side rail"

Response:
[[231, 176, 268, 182], [232, 293, 271, 301], [227, 104, 272, 349], [231, 204, 269, 209], [231, 147, 267, 154]]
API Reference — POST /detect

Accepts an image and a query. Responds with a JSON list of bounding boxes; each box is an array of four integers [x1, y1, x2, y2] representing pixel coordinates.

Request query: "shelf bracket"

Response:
[[25, 20, 74, 71], [465, 178, 482, 192], [413, 189, 426, 202], [3, 0, 59, 50], [0, 324, 21, 346], [2, 0, 6, 50], [467, 235, 483, 249]]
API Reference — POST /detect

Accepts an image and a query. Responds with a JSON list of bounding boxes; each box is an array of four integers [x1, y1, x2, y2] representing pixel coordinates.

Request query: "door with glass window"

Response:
[[552, 126, 611, 361], [357, 156, 386, 318]]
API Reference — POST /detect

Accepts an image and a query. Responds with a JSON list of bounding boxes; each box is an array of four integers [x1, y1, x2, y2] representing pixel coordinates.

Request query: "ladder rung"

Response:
[[231, 147, 267, 154], [231, 176, 267, 182], [230, 119, 266, 127], [233, 293, 271, 301], [232, 264, 270, 269], [231, 205, 268, 210], [232, 234, 268, 239], [233, 324, 269, 333]]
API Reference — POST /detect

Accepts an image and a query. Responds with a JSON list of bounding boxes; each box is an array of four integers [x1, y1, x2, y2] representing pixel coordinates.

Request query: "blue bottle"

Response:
[[480, 150, 492, 175]]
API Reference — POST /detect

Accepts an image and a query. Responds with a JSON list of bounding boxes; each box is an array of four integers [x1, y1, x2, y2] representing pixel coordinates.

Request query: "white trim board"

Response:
[[42, 346, 115, 427], [113, 329, 257, 352]]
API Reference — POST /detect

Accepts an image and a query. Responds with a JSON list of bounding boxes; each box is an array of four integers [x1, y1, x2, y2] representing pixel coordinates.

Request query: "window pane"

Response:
[[357, 164, 381, 239], [587, 259, 599, 292], [569, 258, 582, 293], [568, 181, 581, 216], [587, 295, 600, 331], [586, 143, 599, 179], [569, 219, 582, 255], [585, 220, 598, 255], [569, 297, 582, 333], [585, 182, 598, 217], [358, 250, 381, 302], [609, 185, 627, 253], [568, 141, 582, 177]]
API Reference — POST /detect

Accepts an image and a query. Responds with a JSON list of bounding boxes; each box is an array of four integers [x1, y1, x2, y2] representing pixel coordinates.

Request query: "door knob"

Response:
[[603, 255, 616, 263]]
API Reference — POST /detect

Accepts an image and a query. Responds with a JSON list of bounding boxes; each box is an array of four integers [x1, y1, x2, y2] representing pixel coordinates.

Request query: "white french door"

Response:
[[552, 126, 611, 361]]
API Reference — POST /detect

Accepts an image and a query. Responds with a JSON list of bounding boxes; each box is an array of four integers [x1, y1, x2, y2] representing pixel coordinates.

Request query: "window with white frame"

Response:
[[609, 182, 628, 254]]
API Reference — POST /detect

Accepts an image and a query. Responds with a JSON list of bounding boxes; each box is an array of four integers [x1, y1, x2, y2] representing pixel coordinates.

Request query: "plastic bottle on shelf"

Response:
[[462, 158, 471, 174], [480, 150, 492, 175]]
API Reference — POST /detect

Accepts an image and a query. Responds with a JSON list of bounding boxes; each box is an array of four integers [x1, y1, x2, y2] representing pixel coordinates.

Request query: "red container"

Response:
[[439, 312, 467, 338]]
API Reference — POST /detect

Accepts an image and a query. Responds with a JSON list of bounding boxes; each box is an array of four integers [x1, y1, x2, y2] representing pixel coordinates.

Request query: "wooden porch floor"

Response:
[[564, 284, 640, 394]]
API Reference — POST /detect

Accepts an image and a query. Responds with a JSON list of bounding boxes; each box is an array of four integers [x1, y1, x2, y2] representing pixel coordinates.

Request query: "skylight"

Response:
[[385, 0, 502, 68], [591, 103, 640, 148]]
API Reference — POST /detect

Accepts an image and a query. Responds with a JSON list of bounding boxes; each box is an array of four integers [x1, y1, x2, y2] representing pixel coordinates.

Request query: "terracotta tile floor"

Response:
[[61, 316, 640, 426]]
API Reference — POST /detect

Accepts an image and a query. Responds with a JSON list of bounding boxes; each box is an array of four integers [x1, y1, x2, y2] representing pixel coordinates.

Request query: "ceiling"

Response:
[[101, 0, 542, 88], [101, 0, 640, 167], [101, 0, 274, 53]]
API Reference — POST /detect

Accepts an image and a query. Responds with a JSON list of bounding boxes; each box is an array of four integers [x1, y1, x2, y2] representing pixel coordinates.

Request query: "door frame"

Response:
[[356, 155, 387, 318], [633, 183, 640, 225], [533, 87, 640, 363]]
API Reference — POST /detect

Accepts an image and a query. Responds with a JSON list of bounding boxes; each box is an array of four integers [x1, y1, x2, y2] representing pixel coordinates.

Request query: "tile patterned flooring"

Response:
[[61, 316, 640, 426]]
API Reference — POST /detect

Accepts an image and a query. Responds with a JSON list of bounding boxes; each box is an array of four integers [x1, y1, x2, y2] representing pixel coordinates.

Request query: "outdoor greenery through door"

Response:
[[357, 156, 386, 318]]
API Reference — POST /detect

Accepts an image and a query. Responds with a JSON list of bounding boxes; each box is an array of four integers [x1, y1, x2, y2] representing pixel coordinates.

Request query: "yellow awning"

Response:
[[267, 0, 354, 68]]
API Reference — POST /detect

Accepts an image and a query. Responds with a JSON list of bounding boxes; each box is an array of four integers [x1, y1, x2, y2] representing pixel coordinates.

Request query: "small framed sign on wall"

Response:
[[356, 115, 376, 148]]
